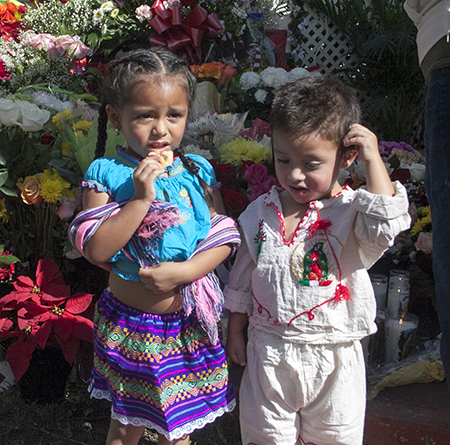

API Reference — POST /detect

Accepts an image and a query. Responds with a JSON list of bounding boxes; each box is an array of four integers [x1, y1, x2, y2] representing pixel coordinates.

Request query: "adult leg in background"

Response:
[[424, 65, 450, 395]]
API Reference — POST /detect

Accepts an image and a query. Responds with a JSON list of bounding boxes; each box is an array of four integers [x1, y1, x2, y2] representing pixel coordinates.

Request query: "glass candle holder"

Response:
[[385, 312, 418, 363], [387, 269, 410, 317], [370, 274, 388, 309]]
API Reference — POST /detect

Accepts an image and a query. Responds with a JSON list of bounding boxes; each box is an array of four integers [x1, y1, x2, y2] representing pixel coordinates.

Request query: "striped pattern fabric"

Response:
[[68, 202, 241, 344], [89, 289, 236, 440]]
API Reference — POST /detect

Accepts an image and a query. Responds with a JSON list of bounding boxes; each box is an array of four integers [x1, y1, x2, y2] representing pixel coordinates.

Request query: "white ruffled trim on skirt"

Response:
[[89, 385, 236, 441]]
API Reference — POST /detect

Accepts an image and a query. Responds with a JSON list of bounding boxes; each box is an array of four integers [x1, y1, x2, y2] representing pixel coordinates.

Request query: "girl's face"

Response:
[[107, 76, 189, 160], [273, 129, 356, 206]]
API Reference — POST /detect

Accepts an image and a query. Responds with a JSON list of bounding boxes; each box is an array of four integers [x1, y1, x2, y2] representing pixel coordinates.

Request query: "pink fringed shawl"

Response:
[[68, 200, 240, 344]]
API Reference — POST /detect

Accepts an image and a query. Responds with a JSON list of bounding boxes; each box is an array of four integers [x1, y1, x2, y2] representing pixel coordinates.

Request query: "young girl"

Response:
[[69, 47, 239, 445], [224, 76, 411, 445]]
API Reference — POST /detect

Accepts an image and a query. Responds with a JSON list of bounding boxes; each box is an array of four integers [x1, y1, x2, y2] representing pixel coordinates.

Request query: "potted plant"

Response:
[[0, 257, 94, 401]]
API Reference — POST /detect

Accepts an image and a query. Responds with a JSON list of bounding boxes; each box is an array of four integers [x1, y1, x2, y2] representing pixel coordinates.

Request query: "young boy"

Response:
[[224, 76, 411, 445]]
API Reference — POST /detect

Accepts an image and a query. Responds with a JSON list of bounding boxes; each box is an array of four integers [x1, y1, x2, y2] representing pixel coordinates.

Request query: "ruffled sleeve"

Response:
[[352, 181, 412, 268], [81, 157, 115, 197]]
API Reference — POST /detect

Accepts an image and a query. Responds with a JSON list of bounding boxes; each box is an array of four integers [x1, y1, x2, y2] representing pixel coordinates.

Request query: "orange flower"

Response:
[[16, 175, 43, 205], [198, 62, 222, 81], [217, 62, 237, 85], [0, 2, 18, 23]]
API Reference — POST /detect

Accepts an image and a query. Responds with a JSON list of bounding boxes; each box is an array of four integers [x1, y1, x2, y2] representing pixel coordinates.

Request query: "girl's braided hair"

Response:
[[95, 46, 214, 206]]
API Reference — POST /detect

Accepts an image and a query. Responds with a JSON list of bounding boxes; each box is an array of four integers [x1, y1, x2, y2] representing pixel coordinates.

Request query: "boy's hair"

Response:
[[95, 46, 214, 206], [269, 75, 361, 154]]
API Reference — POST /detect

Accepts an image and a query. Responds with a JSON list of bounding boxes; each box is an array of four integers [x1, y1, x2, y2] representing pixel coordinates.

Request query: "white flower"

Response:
[[260, 67, 289, 89], [239, 71, 260, 91], [14, 101, 51, 132], [93, 8, 104, 24], [31, 91, 74, 112], [0, 99, 22, 126], [183, 144, 214, 159], [100, 2, 115, 11], [135, 4, 152, 22], [110, 8, 119, 18], [254, 89, 268, 103], [287, 67, 310, 82]]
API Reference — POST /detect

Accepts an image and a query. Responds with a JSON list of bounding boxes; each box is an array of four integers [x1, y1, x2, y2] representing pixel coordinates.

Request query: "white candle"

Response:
[[387, 270, 410, 317], [385, 313, 418, 363], [370, 274, 388, 309]]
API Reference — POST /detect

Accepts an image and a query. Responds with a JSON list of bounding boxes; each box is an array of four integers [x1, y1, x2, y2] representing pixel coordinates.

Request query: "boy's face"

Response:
[[273, 130, 355, 205]]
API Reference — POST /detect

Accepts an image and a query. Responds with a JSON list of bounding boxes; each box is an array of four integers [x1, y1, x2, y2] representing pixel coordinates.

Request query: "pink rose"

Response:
[[55, 35, 75, 50], [26, 33, 56, 51], [57, 197, 77, 220], [241, 118, 271, 142], [244, 163, 277, 201], [47, 44, 65, 59], [415, 232, 433, 254], [68, 40, 93, 59], [244, 162, 269, 185]]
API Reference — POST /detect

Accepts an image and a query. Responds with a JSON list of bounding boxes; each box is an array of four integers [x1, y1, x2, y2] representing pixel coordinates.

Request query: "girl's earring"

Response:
[[115, 128, 120, 136]]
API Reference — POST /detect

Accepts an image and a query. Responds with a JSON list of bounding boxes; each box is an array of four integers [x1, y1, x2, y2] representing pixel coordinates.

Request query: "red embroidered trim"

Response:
[[256, 194, 352, 327], [265, 199, 309, 246]]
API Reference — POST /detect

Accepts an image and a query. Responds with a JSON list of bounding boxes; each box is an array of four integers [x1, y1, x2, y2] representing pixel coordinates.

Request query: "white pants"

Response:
[[239, 328, 366, 445]]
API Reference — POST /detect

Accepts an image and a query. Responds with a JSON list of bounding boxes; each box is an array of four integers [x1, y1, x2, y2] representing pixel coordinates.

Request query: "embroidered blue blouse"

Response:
[[81, 146, 216, 280]]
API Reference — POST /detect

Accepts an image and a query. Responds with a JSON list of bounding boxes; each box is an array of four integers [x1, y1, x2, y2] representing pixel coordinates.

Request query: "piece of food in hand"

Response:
[[147, 150, 173, 168]]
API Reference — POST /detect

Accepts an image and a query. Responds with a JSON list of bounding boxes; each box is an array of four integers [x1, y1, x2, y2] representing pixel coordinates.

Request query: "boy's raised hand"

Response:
[[343, 123, 379, 164], [343, 123, 395, 196]]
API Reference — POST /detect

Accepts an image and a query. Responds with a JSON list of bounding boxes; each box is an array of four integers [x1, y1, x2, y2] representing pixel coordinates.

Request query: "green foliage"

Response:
[[303, 0, 426, 144]]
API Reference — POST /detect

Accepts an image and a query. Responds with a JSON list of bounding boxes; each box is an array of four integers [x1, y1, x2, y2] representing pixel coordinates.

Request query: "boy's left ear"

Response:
[[340, 149, 358, 168]]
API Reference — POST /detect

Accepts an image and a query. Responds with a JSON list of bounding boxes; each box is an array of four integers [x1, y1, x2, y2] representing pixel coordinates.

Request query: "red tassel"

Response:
[[334, 283, 351, 302], [309, 218, 332, 237]]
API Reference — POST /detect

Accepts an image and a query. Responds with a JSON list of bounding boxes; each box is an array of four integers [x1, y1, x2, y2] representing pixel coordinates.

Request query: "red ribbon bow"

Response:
[[149, 1, 221, 64]]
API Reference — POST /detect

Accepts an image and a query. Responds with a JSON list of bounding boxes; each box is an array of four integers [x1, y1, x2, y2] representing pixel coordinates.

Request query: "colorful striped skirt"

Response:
[[89, 289, 236, 440]]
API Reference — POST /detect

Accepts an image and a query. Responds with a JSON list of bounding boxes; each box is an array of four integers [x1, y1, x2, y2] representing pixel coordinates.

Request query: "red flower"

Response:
[[221, 185, 247, 215], [390, 168, 411, 183], [215, 163, 236, 182], [0, 258, 94, 382], [0, 59, 10, 80], [0, 251, 15, 282], [40, 130, 56, 147]]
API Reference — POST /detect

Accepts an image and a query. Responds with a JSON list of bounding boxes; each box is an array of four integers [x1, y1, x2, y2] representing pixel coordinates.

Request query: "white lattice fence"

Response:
[[300, 11, 357, 74]]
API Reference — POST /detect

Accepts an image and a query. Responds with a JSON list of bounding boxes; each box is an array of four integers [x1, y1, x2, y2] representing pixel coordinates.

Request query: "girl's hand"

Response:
[[343, 124, 380, 164], [138, 262, 181, 294], [132, 155, 165, 204]]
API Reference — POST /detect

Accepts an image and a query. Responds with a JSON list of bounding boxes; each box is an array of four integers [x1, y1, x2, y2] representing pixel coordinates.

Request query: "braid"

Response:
[[95, 104, 108, 160], [175, 147, 214, 207]]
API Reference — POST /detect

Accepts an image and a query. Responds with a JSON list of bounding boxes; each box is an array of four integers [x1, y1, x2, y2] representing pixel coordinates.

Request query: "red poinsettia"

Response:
[[0, 258, 94, 382]]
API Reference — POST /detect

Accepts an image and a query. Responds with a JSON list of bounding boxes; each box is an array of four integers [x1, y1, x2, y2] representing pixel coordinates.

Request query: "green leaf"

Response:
[[0, 254, 21, 266], [388, 154, 401, 169]]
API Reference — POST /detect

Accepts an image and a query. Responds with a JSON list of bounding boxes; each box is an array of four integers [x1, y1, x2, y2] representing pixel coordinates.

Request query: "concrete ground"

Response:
[[364, 380, 450, 445]]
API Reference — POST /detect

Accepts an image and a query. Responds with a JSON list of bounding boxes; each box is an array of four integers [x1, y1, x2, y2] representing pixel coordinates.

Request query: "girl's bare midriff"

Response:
[[109, 272, 184, 314]]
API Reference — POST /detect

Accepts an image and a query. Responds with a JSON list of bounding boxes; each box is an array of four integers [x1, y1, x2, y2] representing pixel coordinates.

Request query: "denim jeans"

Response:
[[424, 66, 450, 394]]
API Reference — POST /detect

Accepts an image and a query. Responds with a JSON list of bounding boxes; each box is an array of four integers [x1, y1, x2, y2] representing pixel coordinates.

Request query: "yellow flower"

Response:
[[74, 130, 85, 138], [39, 170, 71, 204], [410, 219, 424, 235], [0, 198, 8, 222], [74, 120, 92, 131], [61, 141, 71, 155], [219, 138, 272, 165], [52, 110, 73, 129]]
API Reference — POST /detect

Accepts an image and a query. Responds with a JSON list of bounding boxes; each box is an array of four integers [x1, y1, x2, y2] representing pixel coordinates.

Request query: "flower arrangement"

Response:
[[0, 257, 94, 382], [0, 88, 99, 273], [228, 66, 319, 120]]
